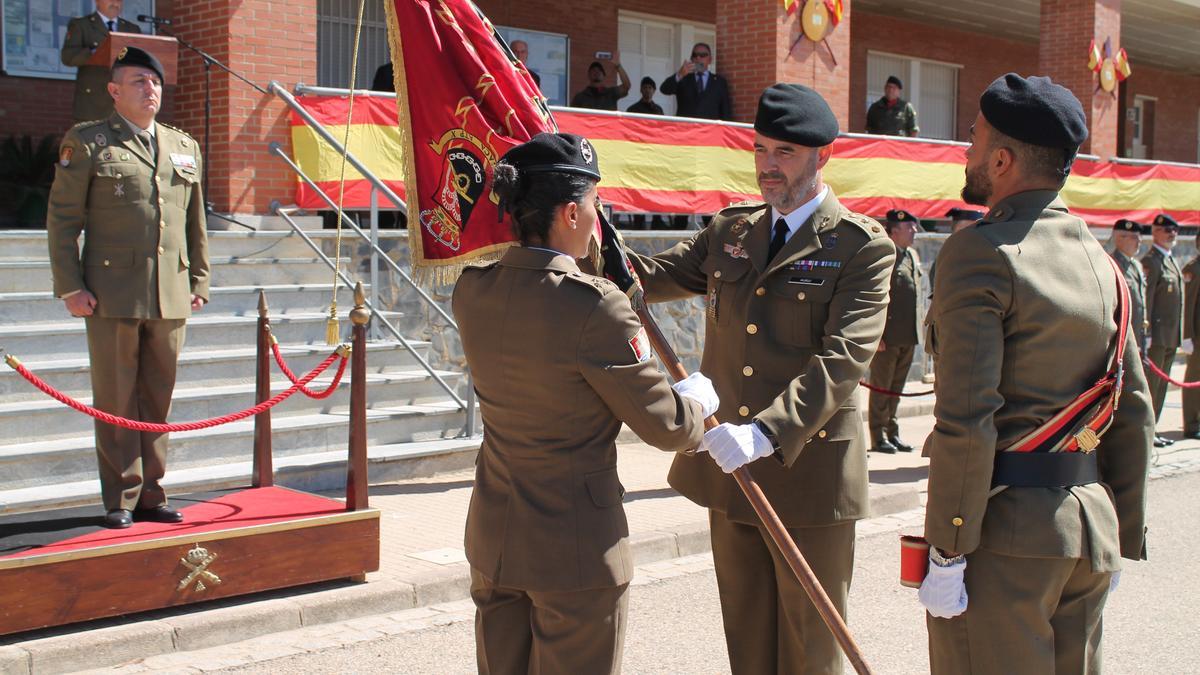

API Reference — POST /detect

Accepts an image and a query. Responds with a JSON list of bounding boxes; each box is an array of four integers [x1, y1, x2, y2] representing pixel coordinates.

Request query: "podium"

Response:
[[87, 33, 179, 84]]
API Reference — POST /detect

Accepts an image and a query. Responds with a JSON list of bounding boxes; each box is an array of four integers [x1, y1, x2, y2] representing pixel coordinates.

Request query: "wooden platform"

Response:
[[0, 486, 379, 636]]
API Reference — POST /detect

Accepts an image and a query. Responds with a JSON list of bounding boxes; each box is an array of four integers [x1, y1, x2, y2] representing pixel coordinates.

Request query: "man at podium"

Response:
[[60, 0, 142, 122]]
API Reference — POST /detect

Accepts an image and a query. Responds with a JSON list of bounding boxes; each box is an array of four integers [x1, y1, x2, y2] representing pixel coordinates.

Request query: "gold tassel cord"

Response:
[[327, 0, 369, 345]]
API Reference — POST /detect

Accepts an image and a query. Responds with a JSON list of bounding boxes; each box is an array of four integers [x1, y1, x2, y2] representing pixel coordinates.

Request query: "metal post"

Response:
[[347, 283, 370, 511], [252, 291, 274, 487], [369, 187, 381, 341]]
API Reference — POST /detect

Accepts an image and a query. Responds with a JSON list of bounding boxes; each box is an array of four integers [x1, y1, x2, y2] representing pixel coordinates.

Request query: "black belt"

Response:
[[991, 451, 1100, 488]]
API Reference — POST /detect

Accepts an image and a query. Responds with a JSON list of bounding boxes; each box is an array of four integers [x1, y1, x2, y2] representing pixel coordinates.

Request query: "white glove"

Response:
[[697, 422, 775, 473], [918, 553, 968, 619], [1109, 570, 1121, 593], [1183, 339, 1195, 355], [672, 372, 720, 419]]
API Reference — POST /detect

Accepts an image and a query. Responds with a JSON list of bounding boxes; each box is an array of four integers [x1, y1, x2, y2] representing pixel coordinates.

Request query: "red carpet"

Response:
[[0, 487, 346, 560]]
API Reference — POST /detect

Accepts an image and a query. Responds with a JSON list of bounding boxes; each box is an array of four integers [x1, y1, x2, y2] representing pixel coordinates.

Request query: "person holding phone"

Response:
[[660, 42, 733, 120], [570, 52, 629, 111]]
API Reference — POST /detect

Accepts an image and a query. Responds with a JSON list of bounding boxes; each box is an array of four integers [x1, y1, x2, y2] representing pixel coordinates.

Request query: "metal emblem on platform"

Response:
[[177, 544, 222, 592]]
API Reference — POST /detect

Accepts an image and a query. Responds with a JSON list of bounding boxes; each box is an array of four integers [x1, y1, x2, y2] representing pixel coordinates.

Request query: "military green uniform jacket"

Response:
[[1141, 245, 1184, 349], [454, 247, 706, 592], [884, 246, 921, 347], [1184, 258, 1200, 341], [865, 97, 919, 137], [1112, 249, 1149, 348], [630, 190, 896, 526], [47, 115, 209, 318], [923, 191, 1151, 571], [60, 13, 142, 122]]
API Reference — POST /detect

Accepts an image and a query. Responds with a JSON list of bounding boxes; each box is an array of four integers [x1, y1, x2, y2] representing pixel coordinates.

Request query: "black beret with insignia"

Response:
[[1152, 214, 1179, 230], [112, 46, 165, 82], [946, 208, 985, 221], [886, 75, 903, 89], [755, 83, 839, 148], [887, 209, 919, 223], [588, 61, 606, 76], [1113, 218, 1143, 233], [980, 73, 1087, 151], [499, 132, 601, 181]]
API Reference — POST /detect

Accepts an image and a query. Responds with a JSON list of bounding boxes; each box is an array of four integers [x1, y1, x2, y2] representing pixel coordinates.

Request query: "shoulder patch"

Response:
[[841, 212, 886, 239], [564, 271, 618, 296]]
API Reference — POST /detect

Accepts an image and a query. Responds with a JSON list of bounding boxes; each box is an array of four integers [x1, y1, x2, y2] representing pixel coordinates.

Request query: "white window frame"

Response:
[[866, 50, 962, 141]]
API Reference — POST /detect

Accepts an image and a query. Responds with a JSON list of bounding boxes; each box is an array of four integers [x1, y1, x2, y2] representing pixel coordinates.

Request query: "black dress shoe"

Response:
[[104, 509, 133, 529], [1153, 436, 1170, 448], [133, 505, 184, 523], [872, 439, 898, 454], [889, 436, 915, 452]]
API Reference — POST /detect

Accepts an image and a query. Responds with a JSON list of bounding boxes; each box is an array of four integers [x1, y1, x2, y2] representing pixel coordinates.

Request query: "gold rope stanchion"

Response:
[[326, 0, 369, 345]]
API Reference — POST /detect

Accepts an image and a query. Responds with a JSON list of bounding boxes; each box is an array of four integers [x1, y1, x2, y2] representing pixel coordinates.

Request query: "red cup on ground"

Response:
[[900, 535, 930, 588]]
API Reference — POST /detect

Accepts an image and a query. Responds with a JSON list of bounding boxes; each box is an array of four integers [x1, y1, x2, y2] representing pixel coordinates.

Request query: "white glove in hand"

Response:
[[918, 554, 968, 619], [672, 372, 720, 419], [698, 422, 774, 473], [1109, 570, 1121, 593], [1183, 339, 1195, 355]]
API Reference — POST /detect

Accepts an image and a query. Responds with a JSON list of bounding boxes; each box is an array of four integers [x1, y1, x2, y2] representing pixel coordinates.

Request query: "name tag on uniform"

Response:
[[788, 276, 826, 286], [170, 153, 197, 171]]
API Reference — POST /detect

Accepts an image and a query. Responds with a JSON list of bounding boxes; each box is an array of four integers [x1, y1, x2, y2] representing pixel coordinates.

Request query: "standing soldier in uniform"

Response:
[[920, 74, 1151, 673], [1180, 227, 1200, 439], [47, 47, 208, 529], [61, 0, 142, 123], [454, 133, 715, 675], [1141, 213, 1183, 448], [868, 209, 922, 454], [1110, 219, 1148, 350], [629, 83, 896, 675], [865, 75, 919, 137]]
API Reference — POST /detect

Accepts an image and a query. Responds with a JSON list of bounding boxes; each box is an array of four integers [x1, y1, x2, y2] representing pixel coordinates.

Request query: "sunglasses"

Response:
[[692, 52, 710, 58]]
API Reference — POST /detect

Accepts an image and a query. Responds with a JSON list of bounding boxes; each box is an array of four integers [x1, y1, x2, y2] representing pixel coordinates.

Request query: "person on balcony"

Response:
[[660, 42, 733, 121], [866, 75, 919, 137]]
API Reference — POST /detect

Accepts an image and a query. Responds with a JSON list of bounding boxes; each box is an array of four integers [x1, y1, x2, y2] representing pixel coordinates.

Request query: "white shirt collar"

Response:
[[118, 114, 156, 139], [525, 245, 570, 258], [1154, 243, 1173, 258], [97, 10, 117, 25], [771, 185, 829, 241]]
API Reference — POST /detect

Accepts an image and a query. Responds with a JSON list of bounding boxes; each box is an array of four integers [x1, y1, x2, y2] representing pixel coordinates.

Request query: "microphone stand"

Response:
[[152, 24, 267, 228]]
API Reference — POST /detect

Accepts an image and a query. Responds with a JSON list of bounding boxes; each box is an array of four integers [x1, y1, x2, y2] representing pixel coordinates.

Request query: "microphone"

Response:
[[137, 14, 172, 25]]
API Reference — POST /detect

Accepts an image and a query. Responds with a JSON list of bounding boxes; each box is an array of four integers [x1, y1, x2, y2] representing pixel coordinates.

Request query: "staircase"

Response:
[[0, 230, 480, 514]]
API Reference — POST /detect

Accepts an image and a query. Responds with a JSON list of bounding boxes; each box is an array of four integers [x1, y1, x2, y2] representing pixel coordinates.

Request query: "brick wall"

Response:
[[849, 11, 1038, 142], [1121, 64, 1200, 164]]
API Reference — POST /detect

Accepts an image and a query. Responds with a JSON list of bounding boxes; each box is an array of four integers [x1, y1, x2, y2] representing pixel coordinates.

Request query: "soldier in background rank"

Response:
[[61, 0, 142, 122], [47, 47, 208, 530], [1180, 227, 1200, 439], [454, 133, 714, 675], [921, 73, 1151, 674], [865, 75, 919, 137], [1110, 219, 1148, 350], [1141, 213, 1183, 448], [629, 84, 895, 675], [927, 208, 983, 299], [868, 209, 922, 453]]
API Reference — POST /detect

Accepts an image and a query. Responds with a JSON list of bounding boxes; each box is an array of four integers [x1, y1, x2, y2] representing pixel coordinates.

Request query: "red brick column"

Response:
[[164, 1, 317, 215], [717, 0, 851, 128], [1038, 0, 1121, 159]]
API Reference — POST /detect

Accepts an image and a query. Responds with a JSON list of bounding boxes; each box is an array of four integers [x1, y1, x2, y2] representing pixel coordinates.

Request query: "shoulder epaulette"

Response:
[[158, 122, 196, 141], [841, 212, 886, 239], [564, 271, 617, 296]]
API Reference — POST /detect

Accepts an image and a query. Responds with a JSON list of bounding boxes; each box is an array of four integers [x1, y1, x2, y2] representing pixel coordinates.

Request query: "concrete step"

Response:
[[0, 368, 463, 444], [0, 402, 472, 495], [0, 257, 337, 292], [0, 230, 406, 262], [0, 310, 403, 359], [0, 283, 363, 324], [0, 341, 433, 404], [0, 436, 481, 514]]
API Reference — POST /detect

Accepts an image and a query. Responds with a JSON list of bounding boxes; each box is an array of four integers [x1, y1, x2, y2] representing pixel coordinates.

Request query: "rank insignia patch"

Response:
[[723, 243, 750, 260], [59, 147, 73, 167], [822, 233, 838, 249], [628, 328, 651, 363]]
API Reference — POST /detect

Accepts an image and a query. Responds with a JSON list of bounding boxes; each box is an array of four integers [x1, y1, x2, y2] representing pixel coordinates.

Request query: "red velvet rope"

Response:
[[858, 380, 935, 397], [4, 350, 345, 433], [271, 342, 348, 399], [1141, 355, 1200, 389]]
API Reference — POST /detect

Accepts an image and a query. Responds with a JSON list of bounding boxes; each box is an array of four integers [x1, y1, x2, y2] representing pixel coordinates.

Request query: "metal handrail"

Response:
[[271, 203, 467, 412], [267, 143, 458, 331]]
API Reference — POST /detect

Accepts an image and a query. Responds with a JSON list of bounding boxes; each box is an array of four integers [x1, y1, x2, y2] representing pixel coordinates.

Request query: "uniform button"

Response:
[[743, 366, 754, 377], [714, 270, 723, 279], [738, 406, 750, 417], [797, 292, 807, 301], [159, 220, 166, 228], [157, 246, 164, 254], [154, 176, 161, 183], [818, 429, 828, 439], [158, 197, 165, 205], [746, 324, 758, 335], [952, 517, 964, 527], [103, 259, 110, 266], [115, 172, 122, 179], [755, 287, 766, 296]]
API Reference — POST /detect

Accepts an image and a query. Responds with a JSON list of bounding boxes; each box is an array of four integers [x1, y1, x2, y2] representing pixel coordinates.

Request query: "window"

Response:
[[617, 12, 716, 116], [866, 52, 960, 140], [1, 0, 155, 80], [495, 27, 569, 107], [317, 0, 390, 90]]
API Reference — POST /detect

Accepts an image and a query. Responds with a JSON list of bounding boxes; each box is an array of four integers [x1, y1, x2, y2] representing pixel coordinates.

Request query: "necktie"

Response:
[[768, 218, 789, 262], [137, 131, 156, 163], [697, 73, 705, 93], [107, 20, 115, 32]]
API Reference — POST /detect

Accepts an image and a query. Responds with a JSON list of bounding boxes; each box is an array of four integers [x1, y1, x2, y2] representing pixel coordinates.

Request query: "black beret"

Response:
[[1153, 214, 1179, 229], [886, 75, 903, 89], [1112, 218, 1142, 233], [755, 83, 839, 147], [499, 132, 600, 181], [946, 208, 985, 221], [588, 61, 605, 75], [887, 209, 919, 223], [980, 73, 1087, 150], [112, 46, 164, 82]]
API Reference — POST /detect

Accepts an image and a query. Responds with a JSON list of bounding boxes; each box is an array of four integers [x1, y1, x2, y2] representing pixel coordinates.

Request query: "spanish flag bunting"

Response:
[[1088, 39, 1102, 72], [783, 0, 800, 15], [1115, 47, 1132, 80], [823, 0, 844, 26]]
